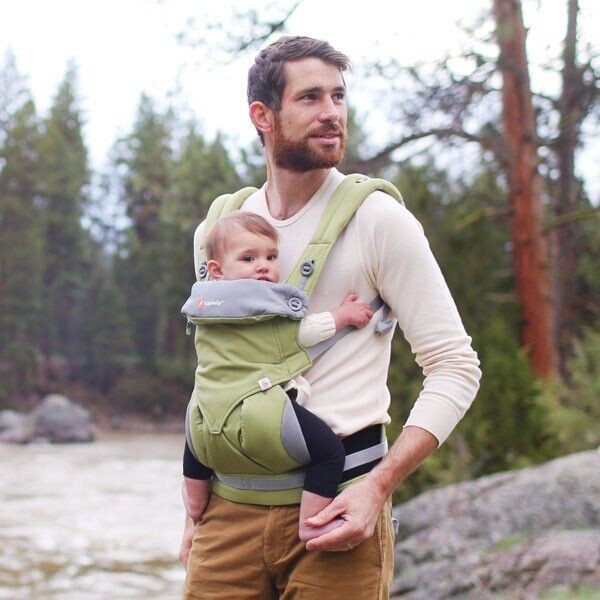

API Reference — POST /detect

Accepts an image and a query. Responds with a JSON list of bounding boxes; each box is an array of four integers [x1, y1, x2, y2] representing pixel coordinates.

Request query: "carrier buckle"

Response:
[[300, 260, 314, 277]]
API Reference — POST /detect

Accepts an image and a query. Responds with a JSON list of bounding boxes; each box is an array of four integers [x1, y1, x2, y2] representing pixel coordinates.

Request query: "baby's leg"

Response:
[[288, 400, 345, 542]]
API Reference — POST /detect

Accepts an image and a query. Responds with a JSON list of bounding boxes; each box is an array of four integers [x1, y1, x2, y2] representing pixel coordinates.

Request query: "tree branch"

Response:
[[345, 127, 508, 173], [235, 1, 303, 53]]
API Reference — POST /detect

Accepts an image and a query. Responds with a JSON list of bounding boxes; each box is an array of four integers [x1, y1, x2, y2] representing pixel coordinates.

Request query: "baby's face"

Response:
[[219, 230, 280, 283]]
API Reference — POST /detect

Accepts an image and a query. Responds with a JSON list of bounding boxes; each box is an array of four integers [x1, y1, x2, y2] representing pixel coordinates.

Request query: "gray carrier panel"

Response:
[[181, 279, 309, 322]]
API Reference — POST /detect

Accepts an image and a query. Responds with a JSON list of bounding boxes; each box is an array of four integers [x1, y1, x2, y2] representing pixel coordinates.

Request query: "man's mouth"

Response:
[[311, 131, 340, 139], [310, 132, 341, 145]]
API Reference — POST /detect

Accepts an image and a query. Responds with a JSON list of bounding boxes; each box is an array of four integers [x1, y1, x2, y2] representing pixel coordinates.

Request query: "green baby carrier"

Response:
[[183, 174, 403, 505]]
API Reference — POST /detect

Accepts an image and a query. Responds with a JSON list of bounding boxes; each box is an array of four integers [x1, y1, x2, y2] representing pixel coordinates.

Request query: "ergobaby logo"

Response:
[[196, 297, 224, 309]]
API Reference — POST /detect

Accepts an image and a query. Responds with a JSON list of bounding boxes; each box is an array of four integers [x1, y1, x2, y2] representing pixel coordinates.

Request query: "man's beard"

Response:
[[272, 116, 346, 172]]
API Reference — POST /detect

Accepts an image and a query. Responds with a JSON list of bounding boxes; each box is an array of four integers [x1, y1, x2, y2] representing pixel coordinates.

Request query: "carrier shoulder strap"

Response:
[[196, 174, 403, 286], [286, 174, 403, 293]]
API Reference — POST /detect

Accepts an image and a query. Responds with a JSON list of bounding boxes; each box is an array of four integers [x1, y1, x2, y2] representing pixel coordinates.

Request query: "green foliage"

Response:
[[466, 319, 559, 473], [37, 63, 90, 372], [566, 327, 600, 420], [0, 50, 30, 142], [113, 94, 173, 366], [0, 85, 43, 400], [490, 532, 529, 552], [540, 327, 600, 453], [110, 370, 189, 419], [540, 585, 600, 600], [116, 94, 172, 244], [85, 280, 133, 391], [574, 207, 600, 333]]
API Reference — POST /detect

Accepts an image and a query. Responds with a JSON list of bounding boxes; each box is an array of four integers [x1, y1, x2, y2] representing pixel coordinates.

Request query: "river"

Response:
[[0, 433, 186, 599]]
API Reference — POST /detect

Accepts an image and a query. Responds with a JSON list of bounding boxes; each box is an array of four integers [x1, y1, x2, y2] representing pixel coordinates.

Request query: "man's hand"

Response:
[[305, 426, 439, 552], [304, 478, 387, 552], [179, 515, 194, 569]]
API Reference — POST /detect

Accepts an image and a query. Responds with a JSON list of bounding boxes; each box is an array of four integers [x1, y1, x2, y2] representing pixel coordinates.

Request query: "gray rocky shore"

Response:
[[392, 449, 600, 599]]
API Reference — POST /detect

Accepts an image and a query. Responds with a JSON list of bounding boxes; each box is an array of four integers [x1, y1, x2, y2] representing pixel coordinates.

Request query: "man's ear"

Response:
[[249, 101, 274, 137], [207, 259, 223, 280]]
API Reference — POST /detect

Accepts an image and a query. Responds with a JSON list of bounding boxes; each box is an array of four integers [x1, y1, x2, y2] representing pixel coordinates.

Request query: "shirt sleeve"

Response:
[[359, 193, 482, 446], [298, 311, 336, 347]]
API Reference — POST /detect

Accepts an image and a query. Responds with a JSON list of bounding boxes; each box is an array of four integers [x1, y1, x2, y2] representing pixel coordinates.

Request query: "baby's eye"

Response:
[[267, 254, 278, 261], [241, 256, 254, 262]]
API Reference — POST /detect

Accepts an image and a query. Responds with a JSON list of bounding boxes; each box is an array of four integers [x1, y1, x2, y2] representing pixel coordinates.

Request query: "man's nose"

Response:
[[318, 97, 341, 122]]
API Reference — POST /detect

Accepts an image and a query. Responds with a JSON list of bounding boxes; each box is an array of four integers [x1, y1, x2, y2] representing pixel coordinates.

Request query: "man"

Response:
[[180, 36, 481, 598]]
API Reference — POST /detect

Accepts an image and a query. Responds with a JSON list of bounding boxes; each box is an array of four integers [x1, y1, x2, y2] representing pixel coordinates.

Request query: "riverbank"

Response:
[[47, 381, 188, 436], [91, 409, 185, 435]]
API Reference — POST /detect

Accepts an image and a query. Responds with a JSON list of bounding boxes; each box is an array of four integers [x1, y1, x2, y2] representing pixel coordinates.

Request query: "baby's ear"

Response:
[[206, 259, 223, 280]]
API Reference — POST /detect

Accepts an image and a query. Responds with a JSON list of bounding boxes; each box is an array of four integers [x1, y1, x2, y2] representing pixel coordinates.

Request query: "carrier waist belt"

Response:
[[214, 424, 387, 492]]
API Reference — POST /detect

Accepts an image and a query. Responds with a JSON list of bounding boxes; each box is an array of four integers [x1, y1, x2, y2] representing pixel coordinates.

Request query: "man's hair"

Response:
[[247, 36, 351, 142], [205, 212, 279, 261]]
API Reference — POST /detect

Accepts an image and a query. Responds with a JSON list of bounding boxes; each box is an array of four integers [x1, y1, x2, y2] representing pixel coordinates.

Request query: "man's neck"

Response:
[[264, 162, 331, 221]]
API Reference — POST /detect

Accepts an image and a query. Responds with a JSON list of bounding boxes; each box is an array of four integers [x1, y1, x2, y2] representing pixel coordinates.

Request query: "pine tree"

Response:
[[0, 98, 43, 403], [113, 94, 172, 368], [0, 50, 29, 144], [36, 63, 90, 383], [86, 280, 133, 391]]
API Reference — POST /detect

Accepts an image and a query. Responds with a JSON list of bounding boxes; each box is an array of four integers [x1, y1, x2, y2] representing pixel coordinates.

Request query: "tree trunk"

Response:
[[554, 0, 582, 369], [493, 0, 557, 378]]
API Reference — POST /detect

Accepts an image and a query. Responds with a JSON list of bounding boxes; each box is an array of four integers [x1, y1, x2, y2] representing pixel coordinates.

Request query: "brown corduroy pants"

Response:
[[183, 494, 395, 599]]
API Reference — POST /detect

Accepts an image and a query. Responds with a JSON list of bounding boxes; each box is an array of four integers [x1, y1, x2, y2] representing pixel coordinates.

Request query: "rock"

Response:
[[29, 394, 94, 443], [0, 395, 94, 444], [391, 450, 600, 598], [477, 530, 600, 596], [0, 409, 33, 443], [0, 409, 27, 432]]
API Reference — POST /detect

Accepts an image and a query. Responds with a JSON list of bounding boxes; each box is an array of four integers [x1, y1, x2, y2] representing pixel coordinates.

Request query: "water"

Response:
[[0, 433, 187, 599]]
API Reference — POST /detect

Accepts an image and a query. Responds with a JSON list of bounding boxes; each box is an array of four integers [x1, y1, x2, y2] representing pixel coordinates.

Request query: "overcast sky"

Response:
[[1, 0, 598, 195]]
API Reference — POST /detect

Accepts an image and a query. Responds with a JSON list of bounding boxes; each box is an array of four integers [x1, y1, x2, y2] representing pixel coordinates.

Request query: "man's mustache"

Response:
[[308, 124, 346, 138]]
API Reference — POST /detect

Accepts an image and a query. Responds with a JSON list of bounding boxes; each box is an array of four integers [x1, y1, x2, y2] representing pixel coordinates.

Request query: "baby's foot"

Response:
[[298, 517, 344, 542]]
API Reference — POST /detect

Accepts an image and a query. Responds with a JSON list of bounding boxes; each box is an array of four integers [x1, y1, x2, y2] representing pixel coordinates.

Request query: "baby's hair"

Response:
[[205, 212, 279, 261]]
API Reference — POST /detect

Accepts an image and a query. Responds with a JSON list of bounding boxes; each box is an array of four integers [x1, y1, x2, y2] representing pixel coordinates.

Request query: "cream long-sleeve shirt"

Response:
[[194, 169, 481, 445]]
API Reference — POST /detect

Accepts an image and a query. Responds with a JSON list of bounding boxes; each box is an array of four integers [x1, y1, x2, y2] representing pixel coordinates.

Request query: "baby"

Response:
[[184, 211, 373, 541]]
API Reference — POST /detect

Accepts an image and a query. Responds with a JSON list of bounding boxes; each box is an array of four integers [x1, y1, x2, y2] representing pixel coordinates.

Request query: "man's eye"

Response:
[[301, 94, 316, 101], [333, 92, 345, 101]]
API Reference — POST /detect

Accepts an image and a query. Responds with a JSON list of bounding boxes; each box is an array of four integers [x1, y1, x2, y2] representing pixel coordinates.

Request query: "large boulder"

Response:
[[0, 394, 94, 444], [0, 409, 33, 443], [392, 450, 600, 598]]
